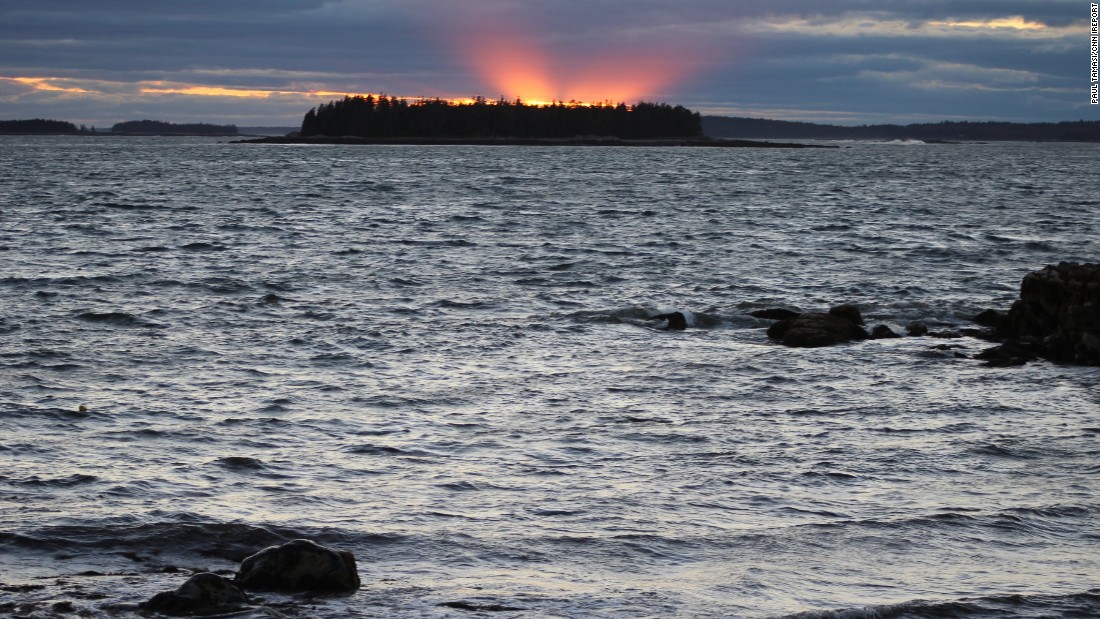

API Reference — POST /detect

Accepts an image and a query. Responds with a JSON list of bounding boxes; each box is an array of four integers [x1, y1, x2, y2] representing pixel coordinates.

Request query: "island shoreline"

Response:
[[234, 135, 836, 148]]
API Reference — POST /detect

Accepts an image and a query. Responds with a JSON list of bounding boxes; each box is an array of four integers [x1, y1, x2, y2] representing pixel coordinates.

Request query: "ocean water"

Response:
[[1, 136, 1098, 618]]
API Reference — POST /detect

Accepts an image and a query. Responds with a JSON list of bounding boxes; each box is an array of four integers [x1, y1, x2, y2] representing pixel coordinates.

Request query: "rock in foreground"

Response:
[[236, 539, 360, 594], [984, 262, 1100, 365], [144, 572, 250, 616], [766, 304, 870, 348]]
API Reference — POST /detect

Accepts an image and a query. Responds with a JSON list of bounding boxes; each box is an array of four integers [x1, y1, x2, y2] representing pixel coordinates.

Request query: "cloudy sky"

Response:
[[1, 1, 1094, 127]]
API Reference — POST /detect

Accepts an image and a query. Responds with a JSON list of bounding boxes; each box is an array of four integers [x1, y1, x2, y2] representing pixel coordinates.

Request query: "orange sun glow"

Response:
[[449, 17, 705, 105]]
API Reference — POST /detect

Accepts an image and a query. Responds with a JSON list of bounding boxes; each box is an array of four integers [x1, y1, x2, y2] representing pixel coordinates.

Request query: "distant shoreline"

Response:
[[0, 132, 243, 137], [700, 116, 1100, 142], [234, 135, 837, 148]]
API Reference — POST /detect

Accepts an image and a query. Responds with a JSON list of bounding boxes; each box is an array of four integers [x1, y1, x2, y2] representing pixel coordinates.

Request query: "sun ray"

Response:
[[442, 11, 704, 105]]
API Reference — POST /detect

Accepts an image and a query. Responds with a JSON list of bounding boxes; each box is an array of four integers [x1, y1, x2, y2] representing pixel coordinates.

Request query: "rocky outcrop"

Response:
[[143, 539, 358, 616], [144, 572, 250, 616], [980, 262, 1100, 365], [974, 339, 1041, 367], [236, 539, 360, 594], [972, 309, 1005, 329], [766, 304, 869, 348], [752, 263, 1099, 363], [870, 324, 901, 339]]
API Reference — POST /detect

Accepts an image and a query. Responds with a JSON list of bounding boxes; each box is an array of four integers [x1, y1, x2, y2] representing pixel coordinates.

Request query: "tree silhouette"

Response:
[[0, 119, 80, 133], [111, 120, 238, 135], [299, 96, 703, 139]]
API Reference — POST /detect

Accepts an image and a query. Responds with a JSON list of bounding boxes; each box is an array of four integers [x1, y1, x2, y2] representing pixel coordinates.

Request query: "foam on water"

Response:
[[1, 136, 1099, 617]]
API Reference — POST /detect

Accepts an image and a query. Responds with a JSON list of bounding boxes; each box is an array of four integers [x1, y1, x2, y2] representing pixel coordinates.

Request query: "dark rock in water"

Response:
[[870, 324, 900, 339], [651, 312, 687, 330], [930, 344, 966, 351], [906, 322, 928, 337], [972, 309, 1005, 328], [927, 330, 963, 339], [439, 600, 527, 612], [767, 305, 869, 348], [215, 456, 266, 470], [975, 338, 1042, 367], [749, 308, 800, 321], [990, 262, 1100, 364], [143, 572, 250, 616], [236, 539, 360, 594], [828, 304, 864, 326]]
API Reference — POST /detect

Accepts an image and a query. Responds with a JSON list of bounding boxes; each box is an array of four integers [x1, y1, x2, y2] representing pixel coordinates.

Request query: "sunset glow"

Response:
[[449, 17, 704, 105], [3, 2, 1086, 126], [928, 16, 1048, 30], [11, 77, 90, 93], [140, 84, 287, 98], [465, 32, 557, 103], [138, 82, 354, 99], [8, 27, 701, 110], [12, 15, 709, 110], [463, 43, 702, 104], [4, 76, 364, 101], [5, 74, 636, 110], [757, 14, 1068, 39]]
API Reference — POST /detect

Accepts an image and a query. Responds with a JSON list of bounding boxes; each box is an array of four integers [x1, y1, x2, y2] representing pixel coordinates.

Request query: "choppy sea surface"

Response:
[[1, 136, 1098, 618]]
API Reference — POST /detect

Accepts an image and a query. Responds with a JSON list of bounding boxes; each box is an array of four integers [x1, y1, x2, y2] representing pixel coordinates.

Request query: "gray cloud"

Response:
[[0, 0, 1094, 125]]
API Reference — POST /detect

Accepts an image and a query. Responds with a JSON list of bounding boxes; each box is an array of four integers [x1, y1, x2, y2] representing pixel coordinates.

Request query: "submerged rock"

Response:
[[905, 322, 929, 337], [749, 308, 800, 321], [143, 572, 250, 616], [439, 600, 527, 612], [870, 324, 901, 339], [650, 311, 688, 330], [235, 539, 360, 594], [766, 305, 870, 348]]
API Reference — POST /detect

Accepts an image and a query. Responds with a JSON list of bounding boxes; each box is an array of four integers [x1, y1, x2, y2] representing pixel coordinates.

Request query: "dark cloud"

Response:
[[0, 0, 1094, 125]]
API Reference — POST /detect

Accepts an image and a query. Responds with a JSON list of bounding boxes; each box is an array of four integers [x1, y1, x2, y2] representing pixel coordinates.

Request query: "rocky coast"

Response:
[[754, 262, 1100, 367]]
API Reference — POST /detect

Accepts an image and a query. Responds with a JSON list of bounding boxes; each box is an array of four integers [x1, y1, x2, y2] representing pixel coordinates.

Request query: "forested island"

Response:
[[0, 119, 88, 134], [248, 95, 830, 146], [299, 96, 703, 139], [7, 109, 1097, 143], [701, 116, 1100, 142], [0, 118, 236, 135], [111, 120, 238, 135]]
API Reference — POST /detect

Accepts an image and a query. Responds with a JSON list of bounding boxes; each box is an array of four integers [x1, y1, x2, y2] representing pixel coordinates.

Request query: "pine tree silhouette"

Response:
[[299, 96, 703, 139]]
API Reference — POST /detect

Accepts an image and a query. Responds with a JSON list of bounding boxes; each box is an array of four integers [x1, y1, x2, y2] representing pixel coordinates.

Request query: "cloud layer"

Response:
[[1, 1, 1093, 126]]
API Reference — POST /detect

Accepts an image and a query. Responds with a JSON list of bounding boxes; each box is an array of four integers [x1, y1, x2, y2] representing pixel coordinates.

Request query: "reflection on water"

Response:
[[1, 137, 1098, 617]]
